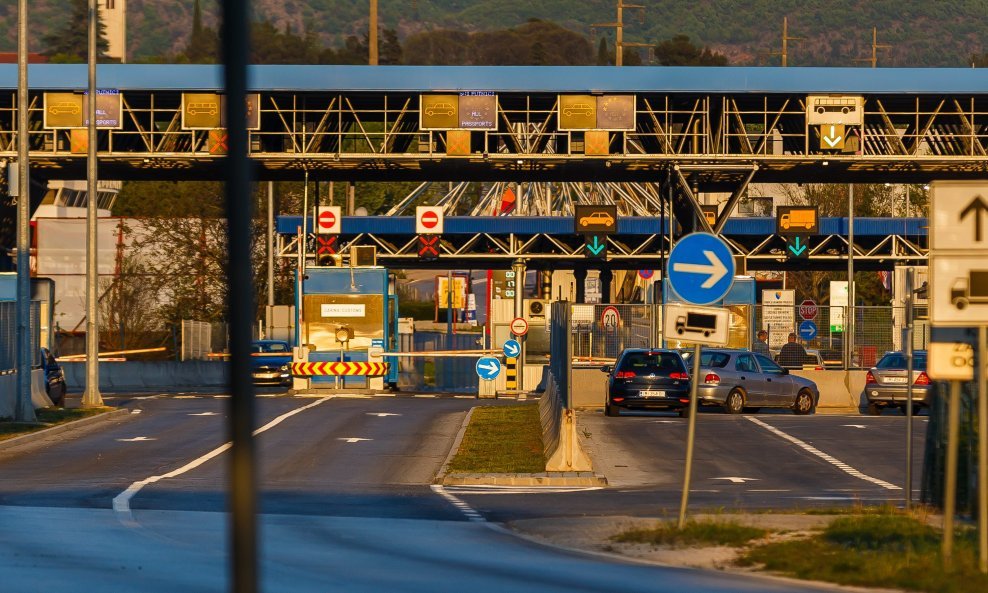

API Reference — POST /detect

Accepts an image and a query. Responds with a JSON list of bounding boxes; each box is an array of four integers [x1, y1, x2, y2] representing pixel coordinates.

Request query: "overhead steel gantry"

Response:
[[2, 64, 986, 265]]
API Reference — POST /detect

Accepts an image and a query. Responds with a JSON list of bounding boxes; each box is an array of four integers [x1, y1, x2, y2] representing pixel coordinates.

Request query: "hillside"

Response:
[[0, 0, 985, 67]]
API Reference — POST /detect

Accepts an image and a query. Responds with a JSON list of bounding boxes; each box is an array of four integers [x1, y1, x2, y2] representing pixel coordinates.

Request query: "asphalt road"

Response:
[[0, 392, 921, 592]]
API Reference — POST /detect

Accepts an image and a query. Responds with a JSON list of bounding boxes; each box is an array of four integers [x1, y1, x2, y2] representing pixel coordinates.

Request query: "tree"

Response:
[[654, 35, 728, 66], [183, 0, 218, 63], [380, 28, 403, 65], [403, 29, 472, 65], [43, 0, 111, 63], [597, 38, 610, 65], [972, 52, 988, 67]]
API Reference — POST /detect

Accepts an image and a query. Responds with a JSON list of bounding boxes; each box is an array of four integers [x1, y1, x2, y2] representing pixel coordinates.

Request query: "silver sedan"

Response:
[[694, 349, 819, 414]]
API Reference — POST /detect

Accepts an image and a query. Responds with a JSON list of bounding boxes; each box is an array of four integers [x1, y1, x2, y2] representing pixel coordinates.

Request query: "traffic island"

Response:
[[437, 403, 607, 486], [0, 407, 125, 446], [507, 507, 988, 593]]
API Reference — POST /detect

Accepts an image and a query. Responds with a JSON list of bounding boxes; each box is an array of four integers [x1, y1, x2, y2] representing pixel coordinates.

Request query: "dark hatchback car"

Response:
[[601, 349, 691, 417], [863, 350, 931, 415]]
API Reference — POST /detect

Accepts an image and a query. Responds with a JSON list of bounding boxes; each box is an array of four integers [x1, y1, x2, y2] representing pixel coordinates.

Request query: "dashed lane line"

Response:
[[112, 396, 333, 524], [746, 416, 901, 490], [431, 484, 485, 522]]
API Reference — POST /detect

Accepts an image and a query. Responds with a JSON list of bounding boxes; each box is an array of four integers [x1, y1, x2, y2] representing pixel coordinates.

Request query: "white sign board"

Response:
[[830, 281, 849, 332], [572, 305, 594, 323], [930, 181, 988, 326], [927, 342, 974, 381], [320, 304, 366, 318], [416, 206, 445, 235], [663, 303, 729, 346], [762, 289, 795, 349], [315, 206, 342, 235]]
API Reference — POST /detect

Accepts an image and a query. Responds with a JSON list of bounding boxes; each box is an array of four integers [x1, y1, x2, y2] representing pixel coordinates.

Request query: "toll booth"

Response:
[[292, 267, 398, 391]]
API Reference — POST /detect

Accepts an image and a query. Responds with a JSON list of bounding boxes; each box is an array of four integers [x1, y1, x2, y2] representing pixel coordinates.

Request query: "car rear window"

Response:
[[876, 353, 926, 369], [253, 342, 290, 353], [618, 352, 686, 375], [699, 352, 730, 368]]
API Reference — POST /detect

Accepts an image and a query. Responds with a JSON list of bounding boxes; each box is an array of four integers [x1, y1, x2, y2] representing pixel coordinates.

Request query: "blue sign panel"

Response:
[[667, 233, 736, 305], [798, 320, 818, 341], [476, 356, 502, 380], [502, 339, 521, 359]]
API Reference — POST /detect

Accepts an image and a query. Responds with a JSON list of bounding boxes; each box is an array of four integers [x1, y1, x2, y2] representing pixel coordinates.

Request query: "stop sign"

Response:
[[799, 299, 818, 321]]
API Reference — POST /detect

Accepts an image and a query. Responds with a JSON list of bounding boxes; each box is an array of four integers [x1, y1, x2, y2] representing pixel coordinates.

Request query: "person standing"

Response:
[[752, 330, 770, 355]]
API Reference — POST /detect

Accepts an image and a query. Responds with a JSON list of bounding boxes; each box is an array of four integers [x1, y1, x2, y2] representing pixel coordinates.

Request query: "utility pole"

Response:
[[369, 0, 378, 66], [768, 16, 803, 66], [82, 0, 103, 408], [15, 0, 36, 422], [854, 27, 891, 68], [592, 1, 646, 66]]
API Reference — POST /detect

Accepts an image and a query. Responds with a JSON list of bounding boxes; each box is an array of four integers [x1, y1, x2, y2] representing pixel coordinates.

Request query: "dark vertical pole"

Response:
[[221, 2, 256, 592]]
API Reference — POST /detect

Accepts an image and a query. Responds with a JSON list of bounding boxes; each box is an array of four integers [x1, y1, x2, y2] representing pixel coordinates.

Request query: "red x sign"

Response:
[[317, 236, 337, 255], [417, 235, 439, 259]]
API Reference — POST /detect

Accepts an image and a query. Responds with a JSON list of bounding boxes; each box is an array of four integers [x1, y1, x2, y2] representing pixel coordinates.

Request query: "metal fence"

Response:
[[180, 320, 212, 361], [570, 303, 656, 363], [397, 331, 483, 393], [0, 301, 41, 372]]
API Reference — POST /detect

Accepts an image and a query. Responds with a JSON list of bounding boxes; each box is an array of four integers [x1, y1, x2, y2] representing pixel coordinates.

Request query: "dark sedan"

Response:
[[602, 349, 691, 417], [863, 351, 931, 415]]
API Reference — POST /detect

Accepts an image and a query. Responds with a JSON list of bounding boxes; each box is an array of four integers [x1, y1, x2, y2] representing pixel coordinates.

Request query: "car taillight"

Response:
[[866, 371, 877, 385], [914, 372, 931, 385], [704, 373, 720, 385], [669, 372, 689, 380], [615, 371, 636, 379]]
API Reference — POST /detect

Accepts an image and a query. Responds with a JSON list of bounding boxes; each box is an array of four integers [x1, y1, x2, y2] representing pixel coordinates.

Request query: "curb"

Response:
[[0, 408, 131, 450], [434, 407, 475, 483], [443, 472, 607, 486], [815, 407, 862, 415]]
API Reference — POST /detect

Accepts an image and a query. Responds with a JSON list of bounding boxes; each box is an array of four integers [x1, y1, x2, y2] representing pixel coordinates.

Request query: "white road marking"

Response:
[[746, 416, 901, 490], [454, 395, 474, 399], [414, 394, 436, 398], [747, 489, 790, 492], [173, 395, 199, 399], [366, 412, 401, 417], [117, 436, 156, 442], [130, 409, 142, 415], [338, 438, 371, 443], [842, 424, 868, 429], [443, 485, 604, 495], [188, 412, 219, 416], [713, 476, 758, 484], [431, 484, 485, 522], [113, 396, 333, 523]]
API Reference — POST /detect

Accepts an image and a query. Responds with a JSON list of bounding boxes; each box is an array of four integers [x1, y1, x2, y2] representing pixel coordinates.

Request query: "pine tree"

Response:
[[597, 38, 610, 65], [185, 0, 218, 63], [42, 0, 111, 63]]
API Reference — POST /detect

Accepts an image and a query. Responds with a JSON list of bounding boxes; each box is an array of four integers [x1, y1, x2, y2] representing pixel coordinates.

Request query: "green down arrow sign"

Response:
[[787, 236, 809, 258], [585, 235, 606, 257]]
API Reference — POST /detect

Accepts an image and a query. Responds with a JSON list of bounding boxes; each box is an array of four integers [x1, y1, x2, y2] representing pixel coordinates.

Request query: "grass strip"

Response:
[[447, 403, 545, 473], [0, 407, 114, 441], [613, 519, 768, 547], [740, 513, 988, 593]]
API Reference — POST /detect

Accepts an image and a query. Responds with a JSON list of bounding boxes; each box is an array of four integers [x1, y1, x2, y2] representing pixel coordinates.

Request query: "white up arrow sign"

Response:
[[713, 476, 759, 484], [671, 250, 729, 289], [823, 125, 843, 148]]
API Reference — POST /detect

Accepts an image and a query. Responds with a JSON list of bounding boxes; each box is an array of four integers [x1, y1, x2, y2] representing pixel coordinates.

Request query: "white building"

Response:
[[100, 0, 127, 63]]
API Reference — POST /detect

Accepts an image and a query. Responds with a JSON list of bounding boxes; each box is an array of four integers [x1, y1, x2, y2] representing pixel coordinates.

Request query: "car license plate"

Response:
[[884, 377, 907, 384], [640, 390, 665, 398]]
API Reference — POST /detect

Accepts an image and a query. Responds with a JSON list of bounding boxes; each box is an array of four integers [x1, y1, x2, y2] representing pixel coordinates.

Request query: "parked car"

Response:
[[250, 340, 292, 386], [601, 349, 691, 417], [862, 350, 931, 415], [695, 349, 819, 415], [40, 347, 66, 407]]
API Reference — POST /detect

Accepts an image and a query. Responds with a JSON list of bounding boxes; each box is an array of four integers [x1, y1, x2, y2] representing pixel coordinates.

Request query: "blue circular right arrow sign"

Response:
[[667, 233, 736, 305], [798, 320, 818, 341]]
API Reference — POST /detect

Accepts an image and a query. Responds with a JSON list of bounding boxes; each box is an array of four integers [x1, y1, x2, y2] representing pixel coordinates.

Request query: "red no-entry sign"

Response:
[[421, 210, 439, 229], [316, 206, 341, 234], [416, 206, 444, 234]]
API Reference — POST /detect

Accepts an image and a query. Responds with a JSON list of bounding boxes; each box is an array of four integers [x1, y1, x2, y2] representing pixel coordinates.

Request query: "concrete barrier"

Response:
[[540, 374, 592, 471], [63, 361, 230, 392], [569, 364, 866, 412], [0, 370, 53, 418]]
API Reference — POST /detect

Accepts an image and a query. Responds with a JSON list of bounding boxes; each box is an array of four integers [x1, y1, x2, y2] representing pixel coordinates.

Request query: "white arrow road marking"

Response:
[[117, 437, 156, 442], [842, 424, 868, 429], [747, 416, 901, 490], [823, 125, 843, 147], [713, 477, 759, 484], [672, 250, 728, 288], [366, 412, 401, 417], [338, 438, 372, 443], [130, 409, 142, 415], [189, 412, 219, 416]]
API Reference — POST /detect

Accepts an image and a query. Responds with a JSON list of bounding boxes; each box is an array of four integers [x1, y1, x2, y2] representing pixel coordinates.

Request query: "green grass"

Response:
[[447, 404, 545, 473], [740, 514, 988, 593], [613, 519, 768, 548], [0, 407, 114, 441]]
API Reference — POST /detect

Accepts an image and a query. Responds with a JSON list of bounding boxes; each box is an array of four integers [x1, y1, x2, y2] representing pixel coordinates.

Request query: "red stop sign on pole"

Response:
[[799, 299, 818, 321]]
